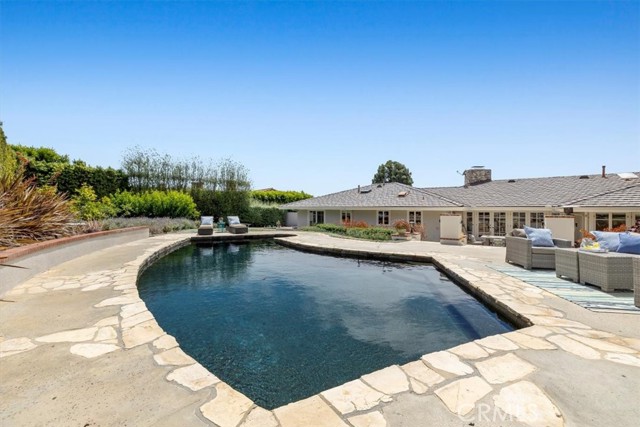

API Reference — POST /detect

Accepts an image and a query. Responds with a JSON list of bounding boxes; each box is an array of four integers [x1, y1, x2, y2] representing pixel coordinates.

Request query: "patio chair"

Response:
[[505, 233, 572, 270], [198, 216, 214, 236], [226, 216, 248, 234]]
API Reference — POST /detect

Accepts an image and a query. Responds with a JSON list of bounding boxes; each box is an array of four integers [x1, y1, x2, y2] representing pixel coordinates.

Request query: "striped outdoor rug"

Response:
[[491, 265, 640, 314]]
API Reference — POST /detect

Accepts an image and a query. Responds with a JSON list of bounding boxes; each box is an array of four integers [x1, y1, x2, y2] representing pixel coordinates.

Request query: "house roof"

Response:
[[282, 171, 640, 210], [281, 182, 461, 209], [565, 182, 640, 207], [426, 173, 640, 208]]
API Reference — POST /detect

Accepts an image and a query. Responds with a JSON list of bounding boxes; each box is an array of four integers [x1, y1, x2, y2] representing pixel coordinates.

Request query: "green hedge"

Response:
[[56, 164, 129, 199], [315, 223, 347, 235], [190, 188, 251, 221], [109, 190, 200, 219], [346, 227, 392, 241], [243, 207, 285, 227], [12, 145, 129, 198], [71, 184, 117, 220], [250, 190, 312, 204], [304, 223, 392, 241]]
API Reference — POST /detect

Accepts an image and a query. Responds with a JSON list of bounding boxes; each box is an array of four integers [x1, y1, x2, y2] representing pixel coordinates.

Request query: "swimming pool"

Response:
[[137, 240, 512, 409]]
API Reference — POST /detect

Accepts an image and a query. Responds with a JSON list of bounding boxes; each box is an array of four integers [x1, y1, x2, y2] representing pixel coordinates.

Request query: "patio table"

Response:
[[480, 235, 506, 246], [578, 250, 635, 292]]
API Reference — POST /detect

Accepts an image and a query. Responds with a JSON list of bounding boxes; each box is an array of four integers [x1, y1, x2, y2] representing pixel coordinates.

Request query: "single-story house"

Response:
[[281, 167, 640, 243]]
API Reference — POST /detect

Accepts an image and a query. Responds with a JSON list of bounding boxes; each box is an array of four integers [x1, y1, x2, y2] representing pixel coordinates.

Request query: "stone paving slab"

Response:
[[1, 231, 639, 426]]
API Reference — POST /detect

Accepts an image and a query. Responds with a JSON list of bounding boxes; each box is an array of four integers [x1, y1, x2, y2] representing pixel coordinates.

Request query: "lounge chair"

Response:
[[227, 216, 248, 234], [198, 216, 214, 235]]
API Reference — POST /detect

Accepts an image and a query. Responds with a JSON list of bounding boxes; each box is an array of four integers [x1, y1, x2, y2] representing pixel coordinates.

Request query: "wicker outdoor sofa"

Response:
[[505, 235, 573, 270]]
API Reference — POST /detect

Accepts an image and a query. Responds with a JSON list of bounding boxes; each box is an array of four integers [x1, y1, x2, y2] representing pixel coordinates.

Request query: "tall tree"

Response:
[[0, 123, 18, 178], [372, 160, 414, 186]]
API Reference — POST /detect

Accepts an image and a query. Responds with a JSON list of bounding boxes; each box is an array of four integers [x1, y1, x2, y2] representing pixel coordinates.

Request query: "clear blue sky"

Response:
[[1, 1, 638, 195]]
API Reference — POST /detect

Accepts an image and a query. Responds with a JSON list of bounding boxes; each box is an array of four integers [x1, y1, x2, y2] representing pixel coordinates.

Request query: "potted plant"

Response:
[[393, 219, 411, 237], [410, 223, 424, 241]]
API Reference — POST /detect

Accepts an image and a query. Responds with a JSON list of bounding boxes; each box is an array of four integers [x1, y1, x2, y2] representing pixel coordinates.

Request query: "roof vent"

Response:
[[398, 191, 409, 197], [360, 188, 371, 194], [376, 184, 383, 188], [508, 179, 516, 183], [579, 175, 589, 179], [618, 172, 639, 180]]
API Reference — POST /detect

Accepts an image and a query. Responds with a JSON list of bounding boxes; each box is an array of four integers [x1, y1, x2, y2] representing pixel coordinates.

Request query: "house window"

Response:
[[595, 213, 608, 231], [341, 211, 352, 223], [466, 212, 473, 235], [596, 213, 627, 231], [493, 212, 506, 236], [409, 211, 422, 224], [512, 212, 526, 229], [478, 212, 491, 236], [377, 211, 389, 225], [612, 213, 626, 230], [530, 212, 545, 228], [310, 211, 324, 226]]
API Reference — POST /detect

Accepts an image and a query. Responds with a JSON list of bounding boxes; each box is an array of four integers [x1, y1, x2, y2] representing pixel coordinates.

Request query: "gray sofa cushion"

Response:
[[531, 247, 556, 255]]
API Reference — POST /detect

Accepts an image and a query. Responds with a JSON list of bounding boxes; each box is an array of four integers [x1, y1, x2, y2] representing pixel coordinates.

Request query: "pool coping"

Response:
[[2, 231, 639, 426]]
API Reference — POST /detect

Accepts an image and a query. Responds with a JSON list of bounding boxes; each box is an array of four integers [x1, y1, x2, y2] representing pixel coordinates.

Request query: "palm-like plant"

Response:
[[0, 171, 75, 248]]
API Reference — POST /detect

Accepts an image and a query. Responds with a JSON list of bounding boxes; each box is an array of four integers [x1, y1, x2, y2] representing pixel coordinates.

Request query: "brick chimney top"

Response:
[[463, 167, 492, 187]]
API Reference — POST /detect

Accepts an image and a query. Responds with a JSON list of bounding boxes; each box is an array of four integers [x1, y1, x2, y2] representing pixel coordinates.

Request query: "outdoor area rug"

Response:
[[491, 265, 640, 314]]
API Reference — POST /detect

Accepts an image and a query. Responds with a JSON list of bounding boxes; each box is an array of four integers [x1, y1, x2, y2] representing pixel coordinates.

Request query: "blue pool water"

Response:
[[137, 241, 512, 409]]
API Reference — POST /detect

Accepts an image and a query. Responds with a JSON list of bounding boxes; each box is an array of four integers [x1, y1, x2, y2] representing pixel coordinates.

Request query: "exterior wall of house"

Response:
[[389, 210, 407, 225], [285, 212, 298, 227], [295, 207, 639, 239], [423, 212, 441, 242], [297, 210, 309, 227], [353, 210, 377, 225], [325, 210, 341, 225]]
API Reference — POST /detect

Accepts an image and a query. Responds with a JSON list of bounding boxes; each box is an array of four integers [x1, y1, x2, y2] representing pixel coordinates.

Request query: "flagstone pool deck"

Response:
[[1, 231, 639, 427]]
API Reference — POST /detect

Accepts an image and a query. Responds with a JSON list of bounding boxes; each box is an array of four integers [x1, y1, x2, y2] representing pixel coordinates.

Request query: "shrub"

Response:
[[11, 144, 129, 197], [100, 217, 197, 235], [303, 223, 391, 241], [250, 190, 313, 205], [343, 220, 368, 228], [316, 223, 347, 235], [0, 125, 18, 178], [393, 219, 411, 233], [56, 163, 129, 199], [71, 184, 117, 221], [109, 190, 200, 219], [190, 187, 251, 221], [243, 206, 285, 227], [346, 227, 393, 241], [0, 173, 75, 247]]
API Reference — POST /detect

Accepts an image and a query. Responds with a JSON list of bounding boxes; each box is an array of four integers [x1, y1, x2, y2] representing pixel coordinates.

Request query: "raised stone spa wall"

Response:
[[0, 227, 150, 296]]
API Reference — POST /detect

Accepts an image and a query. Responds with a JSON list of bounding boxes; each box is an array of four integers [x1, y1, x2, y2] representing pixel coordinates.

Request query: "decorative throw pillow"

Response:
[[200, 216, 214, 226], [511, 228, 527, 238], [524, 226, 555, 247], [591, 231, 621, 252], [617, 232, 640, 255], [228, 216, 241, 225]]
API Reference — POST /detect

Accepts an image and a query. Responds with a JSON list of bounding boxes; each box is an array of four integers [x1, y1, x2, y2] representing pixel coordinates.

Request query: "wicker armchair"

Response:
[[505, 236, 573, 270]]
